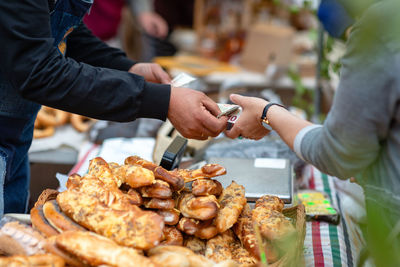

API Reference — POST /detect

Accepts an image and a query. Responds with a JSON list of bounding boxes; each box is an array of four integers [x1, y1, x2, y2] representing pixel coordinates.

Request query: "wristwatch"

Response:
[[261, 103, 286, 130]]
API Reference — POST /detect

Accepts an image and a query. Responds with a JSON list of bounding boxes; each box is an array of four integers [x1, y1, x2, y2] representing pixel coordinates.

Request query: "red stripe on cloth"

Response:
[[68, 144, 99, 175], [309, 166, 316, 189], [312, 221, 325, 267]]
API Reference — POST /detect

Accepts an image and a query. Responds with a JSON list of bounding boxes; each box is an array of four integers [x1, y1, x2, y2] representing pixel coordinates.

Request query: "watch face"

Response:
[[262, 120, 272, 131]]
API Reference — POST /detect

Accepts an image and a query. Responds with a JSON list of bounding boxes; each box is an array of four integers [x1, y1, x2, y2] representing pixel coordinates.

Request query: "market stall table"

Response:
[[68, 141, 362, 266]]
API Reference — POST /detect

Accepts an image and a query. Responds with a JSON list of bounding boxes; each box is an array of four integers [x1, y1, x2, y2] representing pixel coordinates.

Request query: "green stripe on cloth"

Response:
[[321, 173, 342, 267], [329, 223, 342, 267]]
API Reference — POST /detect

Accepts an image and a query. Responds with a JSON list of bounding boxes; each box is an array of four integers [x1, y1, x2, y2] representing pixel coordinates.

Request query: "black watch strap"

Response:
[[261, 103, 286, 121]]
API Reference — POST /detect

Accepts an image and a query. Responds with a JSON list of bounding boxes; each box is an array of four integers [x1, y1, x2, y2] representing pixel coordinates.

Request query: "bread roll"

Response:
[[43, 200, 86, 233], [55, 231, 157, 267], [0, 254, 65, 267], [30, 205, 59, 237], [0, 221, 45, 256]]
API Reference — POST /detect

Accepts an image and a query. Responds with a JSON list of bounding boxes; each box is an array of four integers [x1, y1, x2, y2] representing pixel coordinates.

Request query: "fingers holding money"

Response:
[[168, 87, 227, 140], [199, 107, 228, 138], [225, 94, 270, 140]]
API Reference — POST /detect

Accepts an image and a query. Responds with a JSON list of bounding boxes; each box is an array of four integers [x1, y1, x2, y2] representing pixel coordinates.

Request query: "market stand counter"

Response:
[[71, 142, 362, 267]]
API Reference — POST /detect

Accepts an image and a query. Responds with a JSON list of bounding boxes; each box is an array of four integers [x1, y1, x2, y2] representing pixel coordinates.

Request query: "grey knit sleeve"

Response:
[[295, 2, 398, 179]]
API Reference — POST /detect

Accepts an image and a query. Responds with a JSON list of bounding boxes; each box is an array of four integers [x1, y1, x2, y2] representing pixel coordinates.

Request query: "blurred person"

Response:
[[83, 0, 168, 45], [132, 0, 194, 60], [83, 0, 126, 42], [132, 0, 169, 40], [225, 0, 400, 266], [0, 0, 227, 216]]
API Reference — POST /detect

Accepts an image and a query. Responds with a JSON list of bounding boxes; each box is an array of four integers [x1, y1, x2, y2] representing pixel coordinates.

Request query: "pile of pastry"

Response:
[[0, 156, 298, 267], [34, 106, 96, 138]]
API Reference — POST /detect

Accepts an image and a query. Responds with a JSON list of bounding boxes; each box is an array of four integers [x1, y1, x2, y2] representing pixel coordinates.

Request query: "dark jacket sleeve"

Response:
[[0, 0, 170, 122], [66, 23, 135, 71]]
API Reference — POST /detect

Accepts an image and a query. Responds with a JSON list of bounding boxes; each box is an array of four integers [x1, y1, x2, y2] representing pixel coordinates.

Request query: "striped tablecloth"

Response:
[[303, 165, 361, 267], [69, 142, 361, 267]]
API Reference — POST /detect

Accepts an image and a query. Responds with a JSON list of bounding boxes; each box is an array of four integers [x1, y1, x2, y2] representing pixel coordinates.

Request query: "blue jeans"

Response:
[[0, 78, 40, 216], [0, 0, 92, 217]]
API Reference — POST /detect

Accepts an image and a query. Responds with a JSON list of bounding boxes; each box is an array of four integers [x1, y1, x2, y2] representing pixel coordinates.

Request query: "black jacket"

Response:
[[0, 0, 170, 122]]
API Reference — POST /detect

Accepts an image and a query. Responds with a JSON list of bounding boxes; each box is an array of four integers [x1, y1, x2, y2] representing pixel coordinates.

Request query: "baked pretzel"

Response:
[[57, 189, 164, 250], [125, 156, 184, 191], [66, 175, 141, 212], [183, 236, 206, 255], [233, 204, 279, 263], [215, 181, 246, 233], [126, 188, 143, 206], [192, 179, 223, 196], [36, 106, 69, 127], [153, 167, 185, 191], [66, 173, 82, 190], [43, 236, 85, 267], [125, 156, 158, 171], [205, 230, 257, 265], [177, 217, 199, 235], [252, 206, 295, 241], [88, 157, 121, 187], [70, 114, 96, 132], [33, 189, 59, 207], [148, 246, 216, 267], [194, 221, 218, 240], [161, 226, 183, 246], [140, 180, 173, 199], [33, 123, 55, 139], [177, 218, 218, 240], [156, 209, 180, 226], [0, 254, 65, 267], [30, 205, 59, 237], [254, 195, 284, 212], [55, 231, 157, 267], [178, 193, 219, 221], [0, 221, 46, 256], [171, 164, 227, 183], [43, 200, 86, 233], [143, 198, 175, 210], [112, 164, 155, 189]]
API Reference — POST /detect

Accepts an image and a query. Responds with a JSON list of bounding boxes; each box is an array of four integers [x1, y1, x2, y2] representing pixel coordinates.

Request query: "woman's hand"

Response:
[[129, 63, 171, 84], [225, 94, 270, 140]]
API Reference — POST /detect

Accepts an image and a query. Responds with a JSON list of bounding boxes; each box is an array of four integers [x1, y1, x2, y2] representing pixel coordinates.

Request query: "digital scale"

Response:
[[160, 137, 294, 204], [207, 157, 293, 204]]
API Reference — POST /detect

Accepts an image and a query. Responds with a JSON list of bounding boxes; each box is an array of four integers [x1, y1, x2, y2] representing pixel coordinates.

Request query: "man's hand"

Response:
[[138, 12, 168, 39], [129, 63, 171, 84], [168, 87, 228, 140], [225, 94, 270, 140]]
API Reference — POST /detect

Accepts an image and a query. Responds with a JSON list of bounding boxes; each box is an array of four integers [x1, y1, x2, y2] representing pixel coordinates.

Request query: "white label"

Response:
[[254, 158, 286, 169]]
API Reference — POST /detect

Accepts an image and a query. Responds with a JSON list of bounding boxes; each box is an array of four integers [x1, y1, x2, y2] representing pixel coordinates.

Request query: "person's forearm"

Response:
[[0, 0, 170, 122], [267, 106, 313, 149], [66, 23, 136, 71]]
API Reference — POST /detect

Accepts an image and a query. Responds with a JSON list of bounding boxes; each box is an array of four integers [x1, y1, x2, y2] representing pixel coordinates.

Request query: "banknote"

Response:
[[217, 103, 242, 130], [171, 72, 197, 87]]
